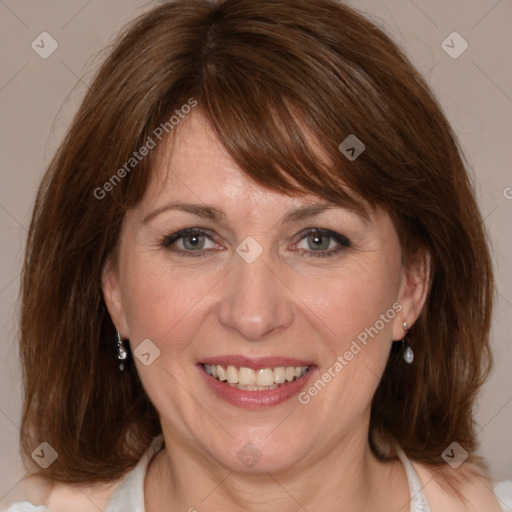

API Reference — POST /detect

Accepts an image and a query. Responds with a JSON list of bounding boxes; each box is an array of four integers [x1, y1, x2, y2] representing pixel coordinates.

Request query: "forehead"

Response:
[[146, 111, 317, 211], [144, 111, 375, 221]]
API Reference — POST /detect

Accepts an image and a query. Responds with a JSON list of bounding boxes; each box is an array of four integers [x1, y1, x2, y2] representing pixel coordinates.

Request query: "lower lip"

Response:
[[198, 365, 317, 409]]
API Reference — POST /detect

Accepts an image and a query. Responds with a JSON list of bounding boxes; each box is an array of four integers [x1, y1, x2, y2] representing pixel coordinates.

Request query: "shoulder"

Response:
[[1, 436, 164, 512], [412, 460, 504, 512], [0, 473, 120, 512]]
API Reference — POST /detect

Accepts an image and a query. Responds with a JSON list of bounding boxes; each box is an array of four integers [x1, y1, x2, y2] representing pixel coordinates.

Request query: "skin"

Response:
[[101, 110, 432, 511]]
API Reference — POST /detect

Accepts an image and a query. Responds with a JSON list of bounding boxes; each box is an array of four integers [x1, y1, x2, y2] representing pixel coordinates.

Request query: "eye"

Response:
[[292, 228, 350, 257], [161, 227, 350, 258], [162, 228, 219, 254]]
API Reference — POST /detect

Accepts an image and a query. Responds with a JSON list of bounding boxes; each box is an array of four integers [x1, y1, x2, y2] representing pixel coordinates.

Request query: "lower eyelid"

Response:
[[292, 246, 347, 259]]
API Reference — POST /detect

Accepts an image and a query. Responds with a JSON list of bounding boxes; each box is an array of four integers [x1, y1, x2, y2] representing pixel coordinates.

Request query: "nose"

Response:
[[217, 247, 294, 341]]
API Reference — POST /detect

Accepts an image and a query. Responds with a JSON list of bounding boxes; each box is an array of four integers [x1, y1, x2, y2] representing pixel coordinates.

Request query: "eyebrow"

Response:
[[142, 201, 226, 224], [142, 200, 366, 225]]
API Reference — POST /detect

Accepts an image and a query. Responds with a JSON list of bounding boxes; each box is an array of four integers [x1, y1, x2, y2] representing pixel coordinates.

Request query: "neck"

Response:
[[145, 427, 409, 511]]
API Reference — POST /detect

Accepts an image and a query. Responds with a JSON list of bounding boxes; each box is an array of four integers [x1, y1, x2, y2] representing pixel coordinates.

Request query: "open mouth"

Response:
[[203, 364, 310, 391]]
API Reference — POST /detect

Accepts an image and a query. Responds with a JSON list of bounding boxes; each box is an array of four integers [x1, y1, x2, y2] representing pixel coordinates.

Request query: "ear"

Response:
[[392, 249, 431, 341], [101, 256, 129, 338]]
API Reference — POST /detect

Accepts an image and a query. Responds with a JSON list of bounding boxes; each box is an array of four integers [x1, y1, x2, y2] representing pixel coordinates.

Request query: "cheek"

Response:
[[297, 257, 402, 356], [295, 264, 402, 420], [118, 252, 216, 350]]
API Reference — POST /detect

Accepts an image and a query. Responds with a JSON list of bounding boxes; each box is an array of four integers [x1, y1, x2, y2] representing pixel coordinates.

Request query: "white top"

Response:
[[2, 436, 511, 512]]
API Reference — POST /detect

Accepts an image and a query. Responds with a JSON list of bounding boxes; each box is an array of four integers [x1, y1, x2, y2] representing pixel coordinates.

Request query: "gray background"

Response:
[[1, 0, 511, 501]]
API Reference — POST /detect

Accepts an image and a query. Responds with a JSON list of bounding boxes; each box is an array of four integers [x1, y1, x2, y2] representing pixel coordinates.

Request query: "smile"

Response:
[[199, 357, 316, 408], [203, 364, 310, 390]]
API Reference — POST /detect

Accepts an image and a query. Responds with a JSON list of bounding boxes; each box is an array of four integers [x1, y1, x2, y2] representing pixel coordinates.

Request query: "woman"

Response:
[[2, 0, 510, 510]]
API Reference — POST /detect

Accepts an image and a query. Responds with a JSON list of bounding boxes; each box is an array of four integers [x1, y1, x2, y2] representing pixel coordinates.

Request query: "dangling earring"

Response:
[[116, 327, 127, 371], [402, 321, 414, 364]]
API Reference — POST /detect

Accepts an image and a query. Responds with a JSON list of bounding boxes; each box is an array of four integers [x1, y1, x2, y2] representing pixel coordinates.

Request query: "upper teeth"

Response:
[[204, 364, 309, 386]]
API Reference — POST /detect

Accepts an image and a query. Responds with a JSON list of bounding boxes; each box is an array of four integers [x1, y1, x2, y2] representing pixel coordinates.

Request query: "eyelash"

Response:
[[161, 227, 351, 258]]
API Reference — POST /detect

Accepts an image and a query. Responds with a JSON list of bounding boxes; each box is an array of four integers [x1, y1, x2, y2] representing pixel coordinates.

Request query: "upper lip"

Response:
[[199, 356, 315, 369]]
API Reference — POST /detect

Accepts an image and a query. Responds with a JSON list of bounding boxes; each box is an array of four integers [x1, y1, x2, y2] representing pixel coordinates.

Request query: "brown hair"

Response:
[[20, 0, 493, 488]]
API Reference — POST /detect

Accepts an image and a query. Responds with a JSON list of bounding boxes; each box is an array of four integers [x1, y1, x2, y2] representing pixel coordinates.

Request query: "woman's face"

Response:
[[102, 112, 426, 474]]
